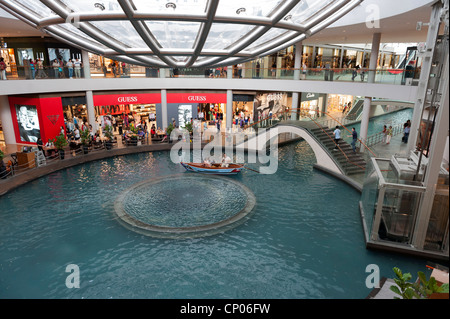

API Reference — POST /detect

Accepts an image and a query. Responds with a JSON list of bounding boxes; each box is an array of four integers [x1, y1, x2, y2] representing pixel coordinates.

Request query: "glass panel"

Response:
[[60, 0, 121, 12], [424, 187, 449, 251], [379, 187, 422, 244], [58, 24, 106, 48], [19, 0, 55, 18], [247, 27, 291, 51], [91, 21, 147, 47], [203, 23, 254, 50], [145, 21, 201, 49], [360, 159, 379, 240], [289, 0, 334, 24], [133, 0, 208, 14], [215, 0, 281, 17]]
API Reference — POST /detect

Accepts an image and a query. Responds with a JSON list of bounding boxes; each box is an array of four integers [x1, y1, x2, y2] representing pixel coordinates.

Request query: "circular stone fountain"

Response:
[[114, 174, 256, 238]]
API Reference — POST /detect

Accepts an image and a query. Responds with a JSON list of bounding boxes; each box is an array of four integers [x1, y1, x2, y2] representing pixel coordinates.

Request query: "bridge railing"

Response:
[[243, 108, 378, 173]]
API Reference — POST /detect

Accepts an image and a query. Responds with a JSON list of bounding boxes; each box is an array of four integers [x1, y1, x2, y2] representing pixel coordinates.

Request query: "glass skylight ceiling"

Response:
[[0, 0, 363, 68]]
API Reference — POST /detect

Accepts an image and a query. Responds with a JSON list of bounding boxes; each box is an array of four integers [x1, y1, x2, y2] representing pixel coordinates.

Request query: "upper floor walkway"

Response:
[[1, 66, 419, 102]]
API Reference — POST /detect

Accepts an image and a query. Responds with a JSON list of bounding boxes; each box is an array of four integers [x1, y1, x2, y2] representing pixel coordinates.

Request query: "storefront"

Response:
[[1, 47, 17, 78], [93, 92, 161, 131], [61, 96, 88, 125], [253, 92, 289, 122], [8, 95, 65, 145], [326, 94, 354, 113], [300, 92, 327, 118], [0, 119, 5, 150], [233, 93, 255, 126], [165, 92, 227, 128]]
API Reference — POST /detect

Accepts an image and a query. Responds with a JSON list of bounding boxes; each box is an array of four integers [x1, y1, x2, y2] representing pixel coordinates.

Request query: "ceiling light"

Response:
[[94, 3, 105, 11], [166, 2, 176, 10]]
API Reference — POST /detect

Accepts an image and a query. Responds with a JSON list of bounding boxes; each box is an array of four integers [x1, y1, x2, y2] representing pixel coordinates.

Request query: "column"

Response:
[[367, 33, 381, 83], [161, 89, 168, 129], [81, 50, 90, 79], [291, 93, 299, 121], [227, 66, 232, 79], [0, 95, 16, 145], [411, 7, 449, 249], [159, 69, 168, 129], [359, 33, 381, 149], [293, 42, 302, 81], [226, 89, 233, 131], [291, 42, 302, 121], [85, 91, 97, 132], [407, 1, 443, 153]]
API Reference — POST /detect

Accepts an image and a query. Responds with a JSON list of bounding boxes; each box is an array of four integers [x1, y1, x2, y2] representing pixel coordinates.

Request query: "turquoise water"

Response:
[[0, 141, 430, 299]]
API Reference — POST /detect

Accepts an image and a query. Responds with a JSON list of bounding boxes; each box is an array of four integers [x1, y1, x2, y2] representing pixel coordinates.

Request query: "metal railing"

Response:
[[2, 65, 420, 86], [365, 123, 405, 147]]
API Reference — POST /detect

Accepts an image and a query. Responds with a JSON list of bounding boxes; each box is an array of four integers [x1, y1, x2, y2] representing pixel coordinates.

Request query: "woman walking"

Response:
[[386, 126, 393, 144]]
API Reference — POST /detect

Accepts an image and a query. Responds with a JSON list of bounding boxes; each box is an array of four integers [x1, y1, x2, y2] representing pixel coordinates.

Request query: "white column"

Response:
[[85, 90, 97, 132], [293, 42, 302, 81], [411, 29, 449, 250], [81, 50, 90, 78], [360, 33, 381, 148], [407, 2, 443, 153], [159, 69, 168, 129], [161, 89, 168, 129], [226, 89, 233, 130], [291, 93, 299, 121], [0, 95, 16, 145]]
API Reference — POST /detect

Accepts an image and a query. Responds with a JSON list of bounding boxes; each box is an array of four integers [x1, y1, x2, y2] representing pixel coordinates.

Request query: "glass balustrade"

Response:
[[3, 65, 419, 86]]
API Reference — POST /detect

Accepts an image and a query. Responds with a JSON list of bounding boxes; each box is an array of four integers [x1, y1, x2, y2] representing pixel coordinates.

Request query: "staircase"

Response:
[[310, 126, 366, 175]]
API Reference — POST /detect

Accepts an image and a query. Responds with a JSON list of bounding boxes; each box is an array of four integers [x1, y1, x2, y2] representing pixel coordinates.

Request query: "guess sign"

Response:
[[93, 93, 161, 106], [167, 93, 227, 103], [118, 96, 138, 103]]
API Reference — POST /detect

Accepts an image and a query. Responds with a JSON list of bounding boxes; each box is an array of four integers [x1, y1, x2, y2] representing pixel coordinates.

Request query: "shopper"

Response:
[[333, 125, 341, 150], [0, 57, 7, 80], [29, 59, 36, 79], [36, 59, 47, 78], [381, 125, 387, 143], [402, 120, 411, 143], [348, 127, 358, 153], [74, 59, 82, 78], [52, 59, 59, 78], [67, 59, 74, 78], [386, 126, 393, 144]]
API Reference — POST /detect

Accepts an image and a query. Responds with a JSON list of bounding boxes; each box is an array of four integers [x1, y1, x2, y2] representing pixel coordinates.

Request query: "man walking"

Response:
[[333, 126, 341, 150], [348, 127, 358, 153]]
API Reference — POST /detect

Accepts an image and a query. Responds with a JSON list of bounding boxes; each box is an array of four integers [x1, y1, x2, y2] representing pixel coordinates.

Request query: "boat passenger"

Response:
[[203, 158, 211, 167], [221, 153, 231, 167]]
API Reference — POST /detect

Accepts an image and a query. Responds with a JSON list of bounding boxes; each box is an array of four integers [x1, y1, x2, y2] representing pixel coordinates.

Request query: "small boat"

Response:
[[180, 162, 245, 175]]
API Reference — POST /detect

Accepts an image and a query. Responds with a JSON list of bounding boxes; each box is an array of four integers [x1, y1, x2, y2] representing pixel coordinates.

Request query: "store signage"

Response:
[[118, 96, 138, 103], [167, 92, 227, 104], [47, 114, 60, 125], [188, 95, 207, 102], [306, 93, 315, 99], [93, 93, 161, 106], [266, 93, 284, 102]]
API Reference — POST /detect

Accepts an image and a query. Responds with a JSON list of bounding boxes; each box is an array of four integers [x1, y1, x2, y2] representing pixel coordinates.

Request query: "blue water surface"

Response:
[[0, 140, 429, 299]]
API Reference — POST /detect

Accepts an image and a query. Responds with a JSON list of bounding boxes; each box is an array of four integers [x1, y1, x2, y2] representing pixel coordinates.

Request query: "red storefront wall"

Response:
[[9, 96, 65, 145]]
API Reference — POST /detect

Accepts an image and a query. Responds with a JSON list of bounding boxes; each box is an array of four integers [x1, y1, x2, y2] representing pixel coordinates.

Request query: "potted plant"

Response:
[[52, 133, 68, 159], [166, 123, 175, 143], [80, 128, 90, 154], [104, 124, 114, 150], [128, 124, 138, 146]]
